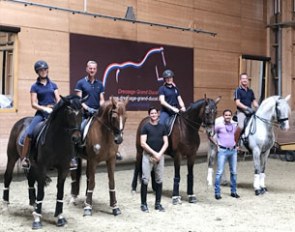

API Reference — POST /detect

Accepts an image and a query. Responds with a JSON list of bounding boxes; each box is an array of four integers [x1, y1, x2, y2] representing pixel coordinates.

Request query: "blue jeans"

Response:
[[214, 148, 237, 195]]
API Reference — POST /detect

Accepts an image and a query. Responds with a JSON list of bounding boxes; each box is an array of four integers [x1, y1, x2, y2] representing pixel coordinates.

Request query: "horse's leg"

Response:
[[252, 147, 262, 195], [259, 150, 270, 194], [207, 142, 216, 186], [83, 160, 96, 216], [54, 168, 68, 227], [32, 174, 46, 230], [107, 158, 121, 216], [172, 153, 182, 205], [131, 150, 142, 193], [187, 153, 197, 203], [3, 151, 19, 205], [26, 169, 36, 206], [70, 158, 82, 204]]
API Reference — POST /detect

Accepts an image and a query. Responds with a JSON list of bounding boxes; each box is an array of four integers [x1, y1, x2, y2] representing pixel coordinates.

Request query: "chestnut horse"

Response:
[[2, 95, 84, 229], [70, 96, 128, 216], [131, 96, 220, 204]]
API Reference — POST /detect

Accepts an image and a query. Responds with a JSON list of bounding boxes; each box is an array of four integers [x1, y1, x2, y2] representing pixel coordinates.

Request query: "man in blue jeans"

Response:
[[213, 109, 240, 200]]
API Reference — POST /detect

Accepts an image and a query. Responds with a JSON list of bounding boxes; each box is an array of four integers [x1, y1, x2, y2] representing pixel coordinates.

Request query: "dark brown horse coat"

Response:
[[131, 97, 220, 204]]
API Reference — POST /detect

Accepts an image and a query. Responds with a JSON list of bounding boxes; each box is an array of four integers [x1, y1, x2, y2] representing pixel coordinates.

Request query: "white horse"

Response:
[[240, 95, 291, 195]]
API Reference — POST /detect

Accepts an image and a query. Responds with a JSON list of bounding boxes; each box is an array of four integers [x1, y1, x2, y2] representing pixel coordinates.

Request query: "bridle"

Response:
[[255, 99, 289, 127]]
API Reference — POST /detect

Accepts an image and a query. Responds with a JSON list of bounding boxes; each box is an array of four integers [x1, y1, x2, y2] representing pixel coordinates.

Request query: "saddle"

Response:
[[164, 114, 177, 136]]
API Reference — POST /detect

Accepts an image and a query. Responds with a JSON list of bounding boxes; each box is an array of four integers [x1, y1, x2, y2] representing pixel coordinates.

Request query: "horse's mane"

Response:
[[186, 98, 206, 111], [47, 95, 81, 124]]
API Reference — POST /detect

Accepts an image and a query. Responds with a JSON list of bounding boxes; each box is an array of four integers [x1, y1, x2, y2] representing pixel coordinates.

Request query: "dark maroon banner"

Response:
[[70, 33, 193, 111]]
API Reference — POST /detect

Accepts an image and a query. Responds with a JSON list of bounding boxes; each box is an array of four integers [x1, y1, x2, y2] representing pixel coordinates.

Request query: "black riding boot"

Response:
[[140, 181, 149, 212], [155, 183, 165, 212]]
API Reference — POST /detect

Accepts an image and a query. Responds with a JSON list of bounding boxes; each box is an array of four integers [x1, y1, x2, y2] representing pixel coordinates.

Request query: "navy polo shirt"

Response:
[[30, 77, 58, 106], [158, 84, 180, 112], [234, 86, 256, 110], [75, 76, 104, 109]]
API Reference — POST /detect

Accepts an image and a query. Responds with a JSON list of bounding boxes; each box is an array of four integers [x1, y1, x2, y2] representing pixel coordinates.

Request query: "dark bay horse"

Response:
[[70, 96, 129, 216], [2, 95, 84, 229], [131, 96, 220, 204]]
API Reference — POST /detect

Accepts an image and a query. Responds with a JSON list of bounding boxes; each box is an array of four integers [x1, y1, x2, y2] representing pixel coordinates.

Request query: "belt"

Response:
[[219, 145, 236, 150]]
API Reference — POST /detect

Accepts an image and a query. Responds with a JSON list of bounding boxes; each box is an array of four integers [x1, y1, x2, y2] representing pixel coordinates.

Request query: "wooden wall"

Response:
[[0, 0, 274, 171]]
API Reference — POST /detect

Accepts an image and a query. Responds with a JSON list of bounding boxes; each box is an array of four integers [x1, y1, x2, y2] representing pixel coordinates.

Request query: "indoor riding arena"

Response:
[[1, 1, 295, 231]]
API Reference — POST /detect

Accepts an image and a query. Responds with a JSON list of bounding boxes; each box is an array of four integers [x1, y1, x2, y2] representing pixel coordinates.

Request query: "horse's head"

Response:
[[203, 96, 221, 136], [59, 95, 84, 143], [275, 95, 291, 130], [104, 96, 129, 144]]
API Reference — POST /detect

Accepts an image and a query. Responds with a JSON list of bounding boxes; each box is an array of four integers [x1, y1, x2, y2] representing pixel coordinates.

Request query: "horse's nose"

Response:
[[71, 131, 81, 143], [114, 134, 123, 144]]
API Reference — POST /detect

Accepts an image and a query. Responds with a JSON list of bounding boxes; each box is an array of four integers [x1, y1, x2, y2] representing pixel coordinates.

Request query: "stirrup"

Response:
[[69, 158, 78, 170], [21, 158, 30, 169]]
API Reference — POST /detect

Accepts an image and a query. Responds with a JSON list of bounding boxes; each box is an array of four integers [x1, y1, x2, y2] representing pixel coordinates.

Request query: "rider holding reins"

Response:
[[234, 73, 259, 144], [158, 69, 186, 126]]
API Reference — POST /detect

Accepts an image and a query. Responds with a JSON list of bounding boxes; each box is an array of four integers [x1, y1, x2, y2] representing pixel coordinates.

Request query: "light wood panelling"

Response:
[[241, 18, 266, 54], [241, 0, 265, 21], [0, 3, 69, 32], [195, 49, 239, 88], [192, 9, 241, 53], [194, 0, 241, 17]]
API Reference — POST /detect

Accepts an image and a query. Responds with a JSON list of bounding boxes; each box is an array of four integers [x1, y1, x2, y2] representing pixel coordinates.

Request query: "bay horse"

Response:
[[2, 95, 84, 229], [131, 96, 220, 204], [70, 96, 129, 216], [238, 95, 291, 195]]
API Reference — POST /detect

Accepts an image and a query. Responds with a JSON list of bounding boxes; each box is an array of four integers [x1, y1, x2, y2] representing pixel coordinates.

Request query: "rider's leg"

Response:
[[20, 136, 32, 168]]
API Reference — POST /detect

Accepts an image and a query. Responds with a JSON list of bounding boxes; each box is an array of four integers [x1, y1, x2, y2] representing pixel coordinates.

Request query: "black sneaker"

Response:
[[230, 193, 240, 198], [140, 204, 149, 213], [155, 204, 165, 212]]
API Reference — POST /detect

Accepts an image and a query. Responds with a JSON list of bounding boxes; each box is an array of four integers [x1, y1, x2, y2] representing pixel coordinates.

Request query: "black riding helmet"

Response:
[[162, 69, 174, 79], [34, 60, 49, 73]]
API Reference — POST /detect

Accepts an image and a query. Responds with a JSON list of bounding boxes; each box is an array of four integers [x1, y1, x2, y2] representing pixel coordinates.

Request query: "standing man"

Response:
[[234, 73, 259, 143], [213, 109, 240, 200], [140, 107, 168, 213]]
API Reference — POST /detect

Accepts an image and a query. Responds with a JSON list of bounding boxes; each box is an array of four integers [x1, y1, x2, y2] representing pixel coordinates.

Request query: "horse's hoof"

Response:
[[32, 221, 42, 230], [255, 189, 261, 196], [188, 195, 197, 203], [113, 207, 122, 216], [83, 208, 92, 216], [69, 196, 78, 206], [131, 190, 136, 195], [260, 187, 268, 194], [172, 196, 182, 205], [56, 217, 67, 227]]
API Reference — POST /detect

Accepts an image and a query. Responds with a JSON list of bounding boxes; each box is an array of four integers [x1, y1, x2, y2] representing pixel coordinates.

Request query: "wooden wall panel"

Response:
[[0, 3, 69, 32], [241, 18, 266, 54], [192, 9, 241, 53], [241, 0, 265, 21], [18, 28, 69, 84], [194, 0, 241, 17], [195, 49, 239, 88]]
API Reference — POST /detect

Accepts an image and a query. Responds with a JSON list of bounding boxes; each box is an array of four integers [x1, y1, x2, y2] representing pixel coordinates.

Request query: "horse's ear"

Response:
[[285, 94, 291, 102], [215, 96, 221, 104], [109, 96, 117, 106], [60, 95, 67, 103]]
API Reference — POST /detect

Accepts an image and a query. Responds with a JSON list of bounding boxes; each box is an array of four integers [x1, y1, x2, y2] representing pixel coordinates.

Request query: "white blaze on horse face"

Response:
[[119, 115, 123, 131]]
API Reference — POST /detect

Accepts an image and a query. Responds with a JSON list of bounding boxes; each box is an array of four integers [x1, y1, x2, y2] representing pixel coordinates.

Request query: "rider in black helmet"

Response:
[[158, 69, 186, 126], [20, 60, 60, 169]]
